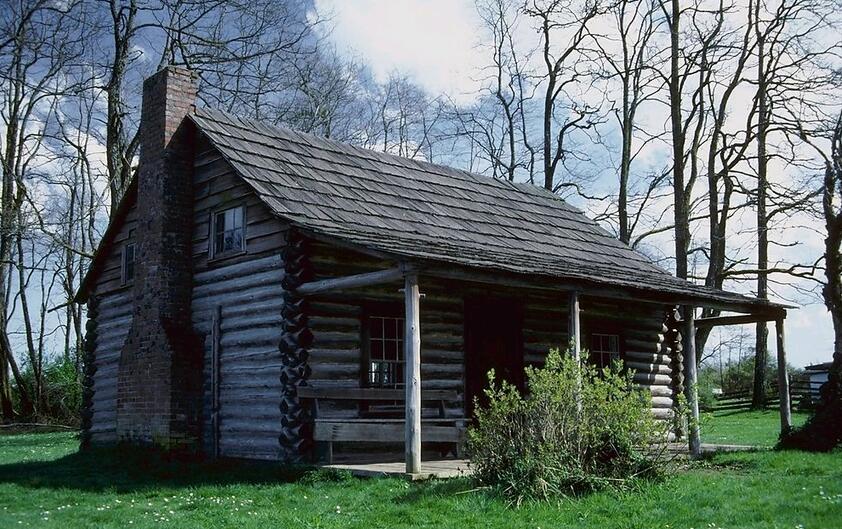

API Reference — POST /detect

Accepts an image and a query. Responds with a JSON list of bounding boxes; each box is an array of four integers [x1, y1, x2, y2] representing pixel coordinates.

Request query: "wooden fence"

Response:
[[712, 377, 814, 412]]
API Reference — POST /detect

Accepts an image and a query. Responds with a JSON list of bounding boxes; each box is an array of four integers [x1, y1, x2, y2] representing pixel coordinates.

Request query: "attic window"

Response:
[[212, 205, 245, 257], [121, 241, 136, 285]]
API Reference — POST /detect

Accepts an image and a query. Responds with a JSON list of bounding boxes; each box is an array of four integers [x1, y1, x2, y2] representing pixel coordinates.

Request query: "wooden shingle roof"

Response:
[[189, 108, 786, 313]]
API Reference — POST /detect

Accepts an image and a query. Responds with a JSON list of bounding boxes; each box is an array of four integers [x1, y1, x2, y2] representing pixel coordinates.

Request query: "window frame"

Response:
[[360, 302, 406, 389], [209, 203, 247, 260], [586, 326, 625, 371], [121, 232, 136, 286]]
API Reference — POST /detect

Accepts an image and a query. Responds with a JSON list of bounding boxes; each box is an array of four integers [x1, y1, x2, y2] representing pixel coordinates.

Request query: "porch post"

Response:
[[775, 317, 792, 434], [404, 272, 422, 475], [569, 291, 581, 361], [682, 305, 701, 457]]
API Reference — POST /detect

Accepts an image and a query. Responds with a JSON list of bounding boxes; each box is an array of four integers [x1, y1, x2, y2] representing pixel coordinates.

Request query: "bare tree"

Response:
[[0, 0, 84, 419], [525, 0, 607, 193], [780, 109, 842, 450], [592, 0, 663, 243]]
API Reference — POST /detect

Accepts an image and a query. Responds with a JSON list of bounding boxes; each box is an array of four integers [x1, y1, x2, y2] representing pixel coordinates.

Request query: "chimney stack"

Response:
[[117, 67, 202, 450]]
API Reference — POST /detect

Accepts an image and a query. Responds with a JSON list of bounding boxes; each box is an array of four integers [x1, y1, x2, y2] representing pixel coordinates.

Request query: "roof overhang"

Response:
[[297, 226, 789, 318]]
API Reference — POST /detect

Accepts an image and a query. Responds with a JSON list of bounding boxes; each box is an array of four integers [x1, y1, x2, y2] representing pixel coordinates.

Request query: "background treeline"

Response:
[[1, 0, 840, 424]]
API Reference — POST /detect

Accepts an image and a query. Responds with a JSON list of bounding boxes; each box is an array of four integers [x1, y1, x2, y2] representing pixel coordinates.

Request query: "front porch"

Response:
[[286, 247, 791, 476]]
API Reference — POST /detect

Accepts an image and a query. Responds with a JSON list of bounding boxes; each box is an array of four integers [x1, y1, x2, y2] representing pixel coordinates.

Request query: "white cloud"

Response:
[[314, 0, 484, 99]]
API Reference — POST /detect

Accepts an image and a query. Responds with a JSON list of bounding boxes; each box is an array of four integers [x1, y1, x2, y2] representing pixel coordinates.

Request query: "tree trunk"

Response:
[[780, 114, 842, 451], [753, 33, 769, 409], [668, 0, 688, 279]]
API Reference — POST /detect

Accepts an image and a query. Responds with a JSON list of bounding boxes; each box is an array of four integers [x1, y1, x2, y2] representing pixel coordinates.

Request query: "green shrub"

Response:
[[696, 381, 717, 412], [14, 356, 82, 425], [467, 348, 672, 504]]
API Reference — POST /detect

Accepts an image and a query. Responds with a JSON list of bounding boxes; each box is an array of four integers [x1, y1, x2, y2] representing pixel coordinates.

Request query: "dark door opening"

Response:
[[464, 297, 524, 419]]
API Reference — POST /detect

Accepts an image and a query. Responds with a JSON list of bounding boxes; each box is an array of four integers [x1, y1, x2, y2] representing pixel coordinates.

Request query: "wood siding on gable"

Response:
[[191, 141, 288, 460]]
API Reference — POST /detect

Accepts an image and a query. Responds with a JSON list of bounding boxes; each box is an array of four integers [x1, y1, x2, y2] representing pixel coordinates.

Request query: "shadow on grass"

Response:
[[0, 432, 484, 500], [393, 477, 480, 505], [0, 443, 322, 494], [709, 408, 778, 418]]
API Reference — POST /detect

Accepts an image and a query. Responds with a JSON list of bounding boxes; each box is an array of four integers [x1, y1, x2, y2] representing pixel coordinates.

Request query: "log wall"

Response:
[[307, 242, 466, 417], [89, 289, 133, 443], [190, 141, 288, 460], [307, 242, 677, 426], [580, 298, 676, 421], [87, 201, 138, 444]]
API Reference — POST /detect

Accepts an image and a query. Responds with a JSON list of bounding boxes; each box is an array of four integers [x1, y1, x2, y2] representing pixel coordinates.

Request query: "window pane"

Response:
[[214, 206, 246, 255], [123, 243, 136, 283], [384, 317, 398, 339], [370, 318, 382, 339], [367, 315, 405, 388], [590, 333, 620, 371], [370, 339, 383, 361], [233, 206, 244, 228]]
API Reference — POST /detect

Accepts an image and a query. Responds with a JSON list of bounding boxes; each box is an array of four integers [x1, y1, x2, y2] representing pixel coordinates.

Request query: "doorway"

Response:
[[463, 296, 525, 419]]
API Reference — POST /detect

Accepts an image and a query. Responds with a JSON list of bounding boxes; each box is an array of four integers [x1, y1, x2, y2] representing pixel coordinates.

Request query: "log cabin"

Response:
[[76, 66, 791, 475]]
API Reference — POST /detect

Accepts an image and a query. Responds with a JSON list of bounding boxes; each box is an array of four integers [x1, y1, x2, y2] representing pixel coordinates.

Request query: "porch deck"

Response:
[[322, 443, 758, 480], [325, 458, 471, 480]]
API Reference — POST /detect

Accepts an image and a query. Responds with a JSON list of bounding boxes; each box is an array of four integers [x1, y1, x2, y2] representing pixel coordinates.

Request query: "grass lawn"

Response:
[[0, 419, 840, 529], [701, 409, 811, 447]]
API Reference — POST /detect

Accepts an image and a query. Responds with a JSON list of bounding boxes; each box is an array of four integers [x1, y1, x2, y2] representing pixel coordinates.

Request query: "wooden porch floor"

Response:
[[325, 458, 471, 480], [321, 443, 757, 480]]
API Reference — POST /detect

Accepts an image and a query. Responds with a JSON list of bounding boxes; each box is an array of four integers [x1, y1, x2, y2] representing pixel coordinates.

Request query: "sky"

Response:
[[314, 0, 485, 98], [314, 0, 835, 369]]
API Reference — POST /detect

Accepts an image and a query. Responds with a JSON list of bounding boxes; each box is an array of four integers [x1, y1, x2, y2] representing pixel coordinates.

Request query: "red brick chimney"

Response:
[[117, 66, 202, 450]]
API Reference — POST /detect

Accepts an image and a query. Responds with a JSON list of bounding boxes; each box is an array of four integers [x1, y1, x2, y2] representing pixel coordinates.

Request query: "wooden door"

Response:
[[464, 297, 524, 419]]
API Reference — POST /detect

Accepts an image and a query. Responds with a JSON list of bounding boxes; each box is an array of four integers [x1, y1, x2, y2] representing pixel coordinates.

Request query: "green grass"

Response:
[[0, 424, 840, 528], [701, 409, 811, 447]]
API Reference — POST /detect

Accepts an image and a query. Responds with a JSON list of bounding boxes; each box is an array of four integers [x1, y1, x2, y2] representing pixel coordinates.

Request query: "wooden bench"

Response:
[[297, 386, 467, 463]]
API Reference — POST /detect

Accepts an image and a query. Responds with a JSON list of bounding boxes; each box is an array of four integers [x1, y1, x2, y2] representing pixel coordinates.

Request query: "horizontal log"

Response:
[[298, 267, 404, 295], [313, 422, 464, 443], [651, 396, 674, 408], [624, 339, 662, 354], [625, 350, 671, 365], [696, 313, 782, 328], [626, 360, 673, 375], [651, 408, 674, 420], [633, 373, 673, 386], [298, 386, 458, 401], [640, 385, 674, 397]]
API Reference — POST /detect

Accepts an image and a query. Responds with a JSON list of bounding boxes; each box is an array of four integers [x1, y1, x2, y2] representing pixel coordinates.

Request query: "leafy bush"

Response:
[[696, 380, 717, 412], [467, 349, 672, 504], [14, 356, 82, 425]]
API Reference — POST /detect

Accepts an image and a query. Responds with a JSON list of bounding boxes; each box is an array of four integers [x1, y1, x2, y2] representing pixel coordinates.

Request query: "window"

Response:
[[589, 333, 621, 370], [213, 205, 245, 257], [366, 315, 405, 388], [121, 241, 136, 285]]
